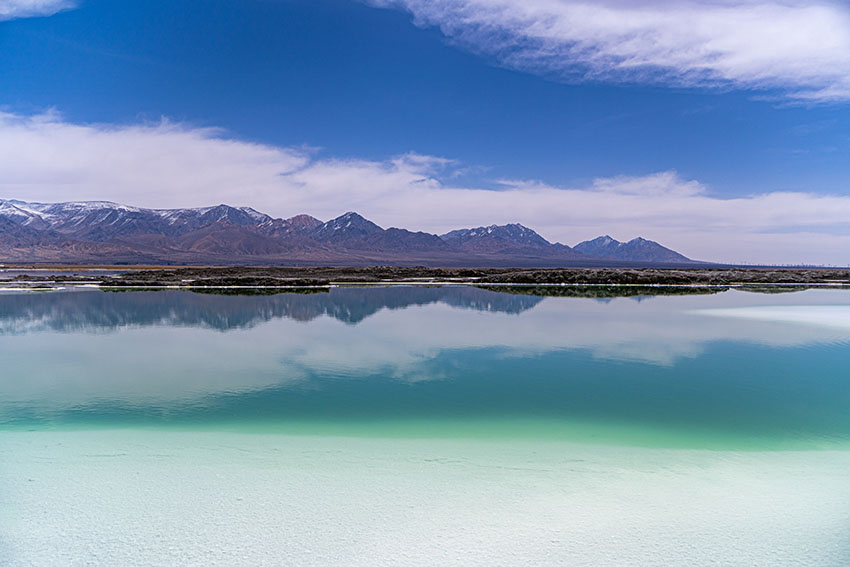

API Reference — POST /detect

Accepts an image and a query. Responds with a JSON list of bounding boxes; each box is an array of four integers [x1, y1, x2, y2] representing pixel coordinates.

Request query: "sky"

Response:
[[1, 0, 849, 264]]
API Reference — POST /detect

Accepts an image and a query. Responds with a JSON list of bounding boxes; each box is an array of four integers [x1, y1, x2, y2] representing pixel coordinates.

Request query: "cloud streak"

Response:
[[0, 0, 75, 21], [2, 111, 850, 264], [369, 0, 850, 102]]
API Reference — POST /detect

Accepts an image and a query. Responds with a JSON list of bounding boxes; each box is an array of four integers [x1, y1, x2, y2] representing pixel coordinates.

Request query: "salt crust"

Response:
[[1, 431, 848, 567]]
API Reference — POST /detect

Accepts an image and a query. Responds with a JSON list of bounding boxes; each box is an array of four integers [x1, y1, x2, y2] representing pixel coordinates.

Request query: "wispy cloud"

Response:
[[2, 111, 850, 264], [369, 0, 850, 103], [0, 0, 75, 21]]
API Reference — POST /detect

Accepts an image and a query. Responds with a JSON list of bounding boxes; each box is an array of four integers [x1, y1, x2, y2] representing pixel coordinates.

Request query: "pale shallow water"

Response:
[[1, 287, 850, 565], [2, 431, 849, 567]]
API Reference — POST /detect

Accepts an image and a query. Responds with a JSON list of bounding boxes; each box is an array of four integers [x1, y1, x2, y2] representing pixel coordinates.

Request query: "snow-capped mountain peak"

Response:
[[574, 235, 693, 263], [0, 198, 694, 264], [440, 223, 550, 247]]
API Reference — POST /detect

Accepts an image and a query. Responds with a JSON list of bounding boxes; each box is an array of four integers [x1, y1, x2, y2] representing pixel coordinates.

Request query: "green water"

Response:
[[2, 286, 850, 566]]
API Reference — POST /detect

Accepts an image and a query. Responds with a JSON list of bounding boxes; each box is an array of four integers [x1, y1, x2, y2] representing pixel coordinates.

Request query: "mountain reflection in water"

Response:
[[1, 286, 849, 448], [0, 286, 543, 333]]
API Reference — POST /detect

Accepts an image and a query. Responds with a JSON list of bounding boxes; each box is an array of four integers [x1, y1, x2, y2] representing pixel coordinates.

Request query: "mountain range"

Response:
[[0, 199, 699, 266]]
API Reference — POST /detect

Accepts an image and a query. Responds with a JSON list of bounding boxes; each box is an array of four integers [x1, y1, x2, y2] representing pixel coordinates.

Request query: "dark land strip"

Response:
[[2, 266, 850, 292]]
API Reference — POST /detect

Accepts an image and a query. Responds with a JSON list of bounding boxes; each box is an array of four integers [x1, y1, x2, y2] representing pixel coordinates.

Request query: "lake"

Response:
[[1, 286, 849, 565]]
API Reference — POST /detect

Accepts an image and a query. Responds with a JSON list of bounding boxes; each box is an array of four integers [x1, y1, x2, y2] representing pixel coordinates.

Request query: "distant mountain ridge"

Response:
[[0, 199, 699, 266], [574, 235, 692, 264], [442, 223, 551, 250]]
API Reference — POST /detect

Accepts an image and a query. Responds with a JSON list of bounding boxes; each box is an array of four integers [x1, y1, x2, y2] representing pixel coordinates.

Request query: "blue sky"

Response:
[[1, 0, 850, 263]]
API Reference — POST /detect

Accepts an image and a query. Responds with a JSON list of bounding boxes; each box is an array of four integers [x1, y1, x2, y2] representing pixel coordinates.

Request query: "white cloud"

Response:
[[590, 172, 706, 197], [0, 0, 74, 21], [0, 111, 310, 207], [369, 0, 850, 102], [2, 111, 850, 265]]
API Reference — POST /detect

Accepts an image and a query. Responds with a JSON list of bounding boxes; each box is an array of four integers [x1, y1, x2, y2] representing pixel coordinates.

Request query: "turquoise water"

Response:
[[2, 286, 850, 565], [2, 286, 850, 449]]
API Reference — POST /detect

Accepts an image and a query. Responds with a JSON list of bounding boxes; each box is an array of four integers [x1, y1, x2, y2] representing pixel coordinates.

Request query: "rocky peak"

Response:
[[312, 212, 384, 241]]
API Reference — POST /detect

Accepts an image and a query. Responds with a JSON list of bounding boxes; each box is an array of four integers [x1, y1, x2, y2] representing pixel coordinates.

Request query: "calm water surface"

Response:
[[1, 286, 849, 565]]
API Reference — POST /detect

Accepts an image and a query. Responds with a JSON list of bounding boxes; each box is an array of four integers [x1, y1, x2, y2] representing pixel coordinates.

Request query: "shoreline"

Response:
[[2, 265, 850, 291]]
